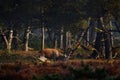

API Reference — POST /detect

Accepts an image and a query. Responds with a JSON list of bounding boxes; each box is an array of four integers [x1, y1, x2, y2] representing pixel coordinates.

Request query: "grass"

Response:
[[0, 50, 120, 80], [0, 50, 39, 64]]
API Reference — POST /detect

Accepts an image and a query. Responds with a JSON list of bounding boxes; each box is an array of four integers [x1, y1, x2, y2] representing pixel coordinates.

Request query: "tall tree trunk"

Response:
[[41, 26, 45, 50], [12, 30, 19, 50], [110, 20, 114, 47], [68, 31, 72, 48], [101, 17, 112, 59], [89, 20, 97, 43], [66, 31, 69, 49], [23, 27, 30, 51], [86, 29, 89, 46], [54, 35, 57, 49], [92, 32, 103, 58], [60, 27, 63, 49], [41, 8, 45, 50], [86, 17, 91, 46], [104, 32, 112, 59], [65, 31, 72, 49], [3, 29, 13, 52], [47, 28, 53, 48], [7, 29, 13, 51], [92, 18, 104, 58]]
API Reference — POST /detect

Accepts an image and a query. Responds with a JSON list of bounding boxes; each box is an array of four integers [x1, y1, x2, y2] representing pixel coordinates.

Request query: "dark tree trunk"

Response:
[[54, 32, 58, 49], [91, 18, 104, 58], [104, 33, 112, 59], [47, 28, 53, 48], [12, 30, 19, 50], [92, 32, 103, 58], [65, 31, 71, 49], [89, 20, 97, 43], [92, 17, 113, 59]]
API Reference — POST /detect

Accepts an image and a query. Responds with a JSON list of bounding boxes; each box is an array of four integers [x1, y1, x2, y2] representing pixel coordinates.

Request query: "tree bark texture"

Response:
[[23, 27, 30, 51], [3, 29, 13, 52], [104, 32, 112, 59], [41, 26, 45, 50], [60, 27, 63, 49]]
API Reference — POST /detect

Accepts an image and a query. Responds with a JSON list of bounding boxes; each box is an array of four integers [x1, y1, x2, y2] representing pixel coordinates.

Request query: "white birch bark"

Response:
[[7, 29, 13, 50], [41, 26, 45, 50], [24, 27, 30, 51], [3, 29, 13, 52], [110, 20, 114, 46], [60, 27, 63, 49], [86, 17, 91, 46]]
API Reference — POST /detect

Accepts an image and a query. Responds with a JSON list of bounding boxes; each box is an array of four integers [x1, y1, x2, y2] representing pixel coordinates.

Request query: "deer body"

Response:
[[39, 48, 66, 60]]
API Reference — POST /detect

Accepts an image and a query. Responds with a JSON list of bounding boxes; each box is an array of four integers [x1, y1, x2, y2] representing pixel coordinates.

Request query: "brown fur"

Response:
[[39, 48, 65, 60]]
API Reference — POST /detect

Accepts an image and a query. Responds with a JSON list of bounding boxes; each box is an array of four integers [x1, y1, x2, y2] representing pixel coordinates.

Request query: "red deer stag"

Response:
[[39, 48, 66, 61]]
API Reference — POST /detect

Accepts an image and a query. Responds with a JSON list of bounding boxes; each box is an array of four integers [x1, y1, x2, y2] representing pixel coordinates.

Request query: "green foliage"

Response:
[[73, 48, 92, 58], [68, 19, 88, 35], [79, 19, 88, 29], [0, 0, 87, 29], [86, 0, 120, 19], [0, 0, 119, 28], [29, 35, 49, 50], [29, 35, 41, 50]]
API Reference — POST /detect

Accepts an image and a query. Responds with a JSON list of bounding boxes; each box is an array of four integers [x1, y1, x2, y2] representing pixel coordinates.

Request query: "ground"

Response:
[[0, 51, 120, 80]]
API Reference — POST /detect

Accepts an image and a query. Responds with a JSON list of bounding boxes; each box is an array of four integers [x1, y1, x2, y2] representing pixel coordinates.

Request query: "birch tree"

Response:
[[0, 28, 13, 52], [60, 27, 64, 49], [23, 27, 31, 51], [41, 26, 45, 50]]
